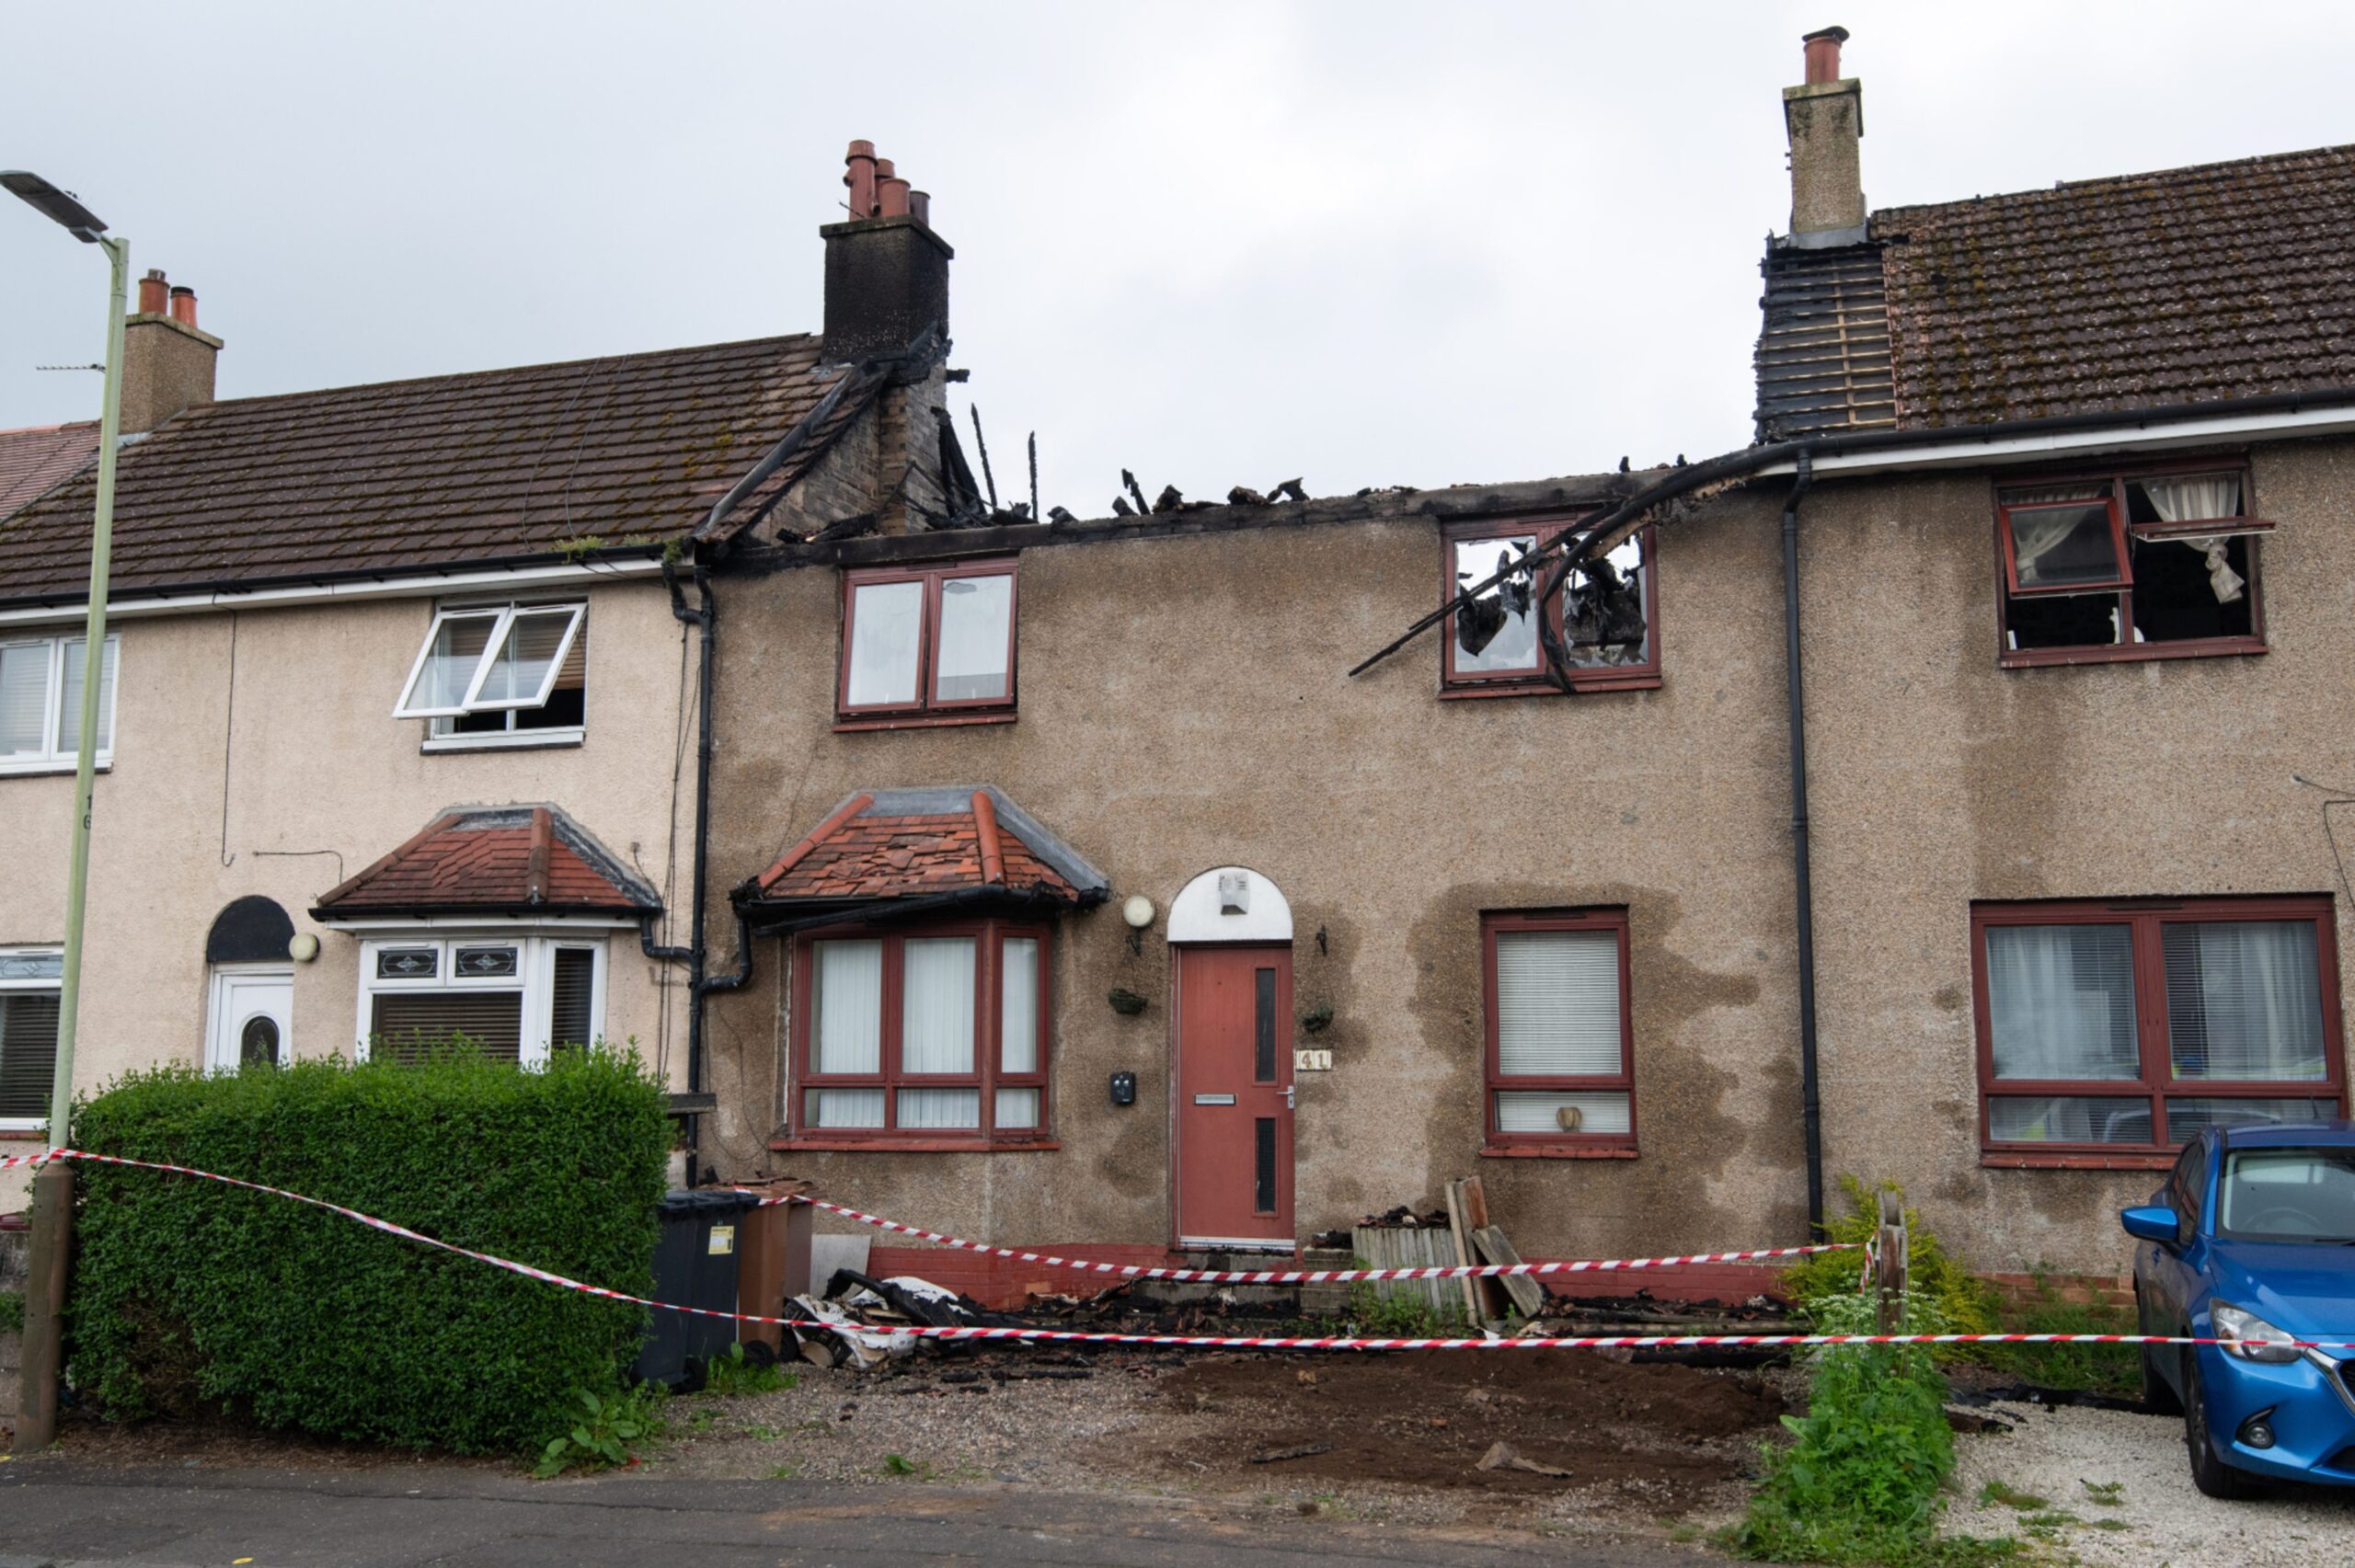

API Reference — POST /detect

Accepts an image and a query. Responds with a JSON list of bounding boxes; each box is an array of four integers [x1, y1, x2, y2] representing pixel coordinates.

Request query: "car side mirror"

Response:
[[2121, 1205, 2180, 1245]]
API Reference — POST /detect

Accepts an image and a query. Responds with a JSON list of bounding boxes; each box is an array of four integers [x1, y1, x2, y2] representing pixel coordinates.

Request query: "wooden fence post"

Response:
[[1873, 1188, 1908, 1333]]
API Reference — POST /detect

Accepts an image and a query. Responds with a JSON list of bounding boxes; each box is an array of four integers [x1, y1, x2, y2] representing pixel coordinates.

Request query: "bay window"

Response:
[[356, 935, 605, 1066], [1482, 910, 1637, 1155], [789, 921, 1050, 1147], [837, 560, 1017, 726], [1973, 897, 2344, 1162]]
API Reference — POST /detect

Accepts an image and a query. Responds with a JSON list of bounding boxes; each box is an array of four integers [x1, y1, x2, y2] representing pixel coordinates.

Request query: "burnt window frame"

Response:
[[1992, 458, 2270, 670], [1480, 908, 1639, 1159], [835, 558, 1019, 730], [1971, 896, 2346, 1170], [1440, 517, 1660, 697], [783, 918, 1054, 1152]]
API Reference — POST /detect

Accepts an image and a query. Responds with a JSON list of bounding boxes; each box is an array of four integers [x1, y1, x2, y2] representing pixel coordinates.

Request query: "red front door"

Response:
[[1174, 944, 1293, 1249]]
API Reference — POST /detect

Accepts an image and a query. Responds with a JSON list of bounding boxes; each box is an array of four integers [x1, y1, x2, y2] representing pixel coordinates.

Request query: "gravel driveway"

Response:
[[1947, 1399, 2355, 1565]]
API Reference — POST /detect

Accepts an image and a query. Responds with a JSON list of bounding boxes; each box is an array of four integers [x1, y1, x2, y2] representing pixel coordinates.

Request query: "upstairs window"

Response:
[[788, 921, 1050, 1147], [1995, 465, 2268, 665], [1442, 519, 1657, 694], [1973, 897, 2343, 1162], [394, 602, 587, 748], [1482, 910, 1637, 1155], [0, 634, 118, 775], [838, 561, 1017, 726]]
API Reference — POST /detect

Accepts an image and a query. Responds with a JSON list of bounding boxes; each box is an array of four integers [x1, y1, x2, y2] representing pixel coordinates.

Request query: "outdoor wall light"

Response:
[[1121, 894, 1155, 928], [288, 933, 320, 963]]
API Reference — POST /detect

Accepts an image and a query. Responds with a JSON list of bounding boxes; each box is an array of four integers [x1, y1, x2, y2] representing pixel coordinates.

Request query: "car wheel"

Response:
[[2138, 1291, 2181, 1414], [2184, 1353, 2260, 1499]]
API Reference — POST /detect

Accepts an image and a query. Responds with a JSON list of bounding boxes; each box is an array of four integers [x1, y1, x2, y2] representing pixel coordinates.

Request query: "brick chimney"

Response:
[[121, 268, 222, 432], [1782, 26, 1867, 246], [821, 141, 952, 366]]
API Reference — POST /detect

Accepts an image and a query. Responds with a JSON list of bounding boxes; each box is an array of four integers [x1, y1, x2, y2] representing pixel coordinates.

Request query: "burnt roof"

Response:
[[0, 335, 878, 605], [0, 422, 99, 521], [1757, 143, 2355, 437]]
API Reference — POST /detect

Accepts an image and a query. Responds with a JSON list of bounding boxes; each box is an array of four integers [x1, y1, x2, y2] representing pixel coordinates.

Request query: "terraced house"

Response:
[[679, 32, 2355, 1285], [0, 171, 968, 1209]]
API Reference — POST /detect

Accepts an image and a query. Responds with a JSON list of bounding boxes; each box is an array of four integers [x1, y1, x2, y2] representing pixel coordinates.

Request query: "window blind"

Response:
[[1495, 930, 1622, 1077], [901, 937, 976, 1074], [812, 941, 883, 1074], [370, 991, 523, 1064], [0, 991, 61, 1117], [2163, 921, 2326, 1082], [0, 645, 51, 756], [550, 947, 596, 1050], [1000, 937, 1039, 1073]]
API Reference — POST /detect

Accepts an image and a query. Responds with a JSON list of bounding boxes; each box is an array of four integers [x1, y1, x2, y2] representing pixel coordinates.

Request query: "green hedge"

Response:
[[65, 1048, 669, 1454]]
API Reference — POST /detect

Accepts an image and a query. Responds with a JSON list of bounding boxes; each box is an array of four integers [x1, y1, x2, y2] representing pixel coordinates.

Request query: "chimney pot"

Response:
[[844, 139, 879, 219], [878, 174, 911, 218], [1802, 25, 1849, 86], [907, 189, 930, 226], [168, 285, 198, 328], [138, 269, 169, 315]]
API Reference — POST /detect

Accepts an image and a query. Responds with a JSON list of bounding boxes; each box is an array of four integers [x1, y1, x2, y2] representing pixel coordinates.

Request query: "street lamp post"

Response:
[[4, 169, 128, 1452]]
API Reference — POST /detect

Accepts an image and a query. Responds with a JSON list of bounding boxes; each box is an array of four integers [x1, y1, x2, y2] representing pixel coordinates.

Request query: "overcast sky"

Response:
[[6, 2, 2354, 515]]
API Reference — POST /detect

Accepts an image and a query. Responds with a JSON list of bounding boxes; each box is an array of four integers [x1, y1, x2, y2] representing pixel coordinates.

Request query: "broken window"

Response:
[[1995, 466, 2267, 662], [838, 560, 1017, 724], [1482, 910, 1636, 1153], [789, 921, 1051, 1148], [396, 601, 589, 747], [1442, 520, 1656, 693], [1973, 898, 2342, 1159]]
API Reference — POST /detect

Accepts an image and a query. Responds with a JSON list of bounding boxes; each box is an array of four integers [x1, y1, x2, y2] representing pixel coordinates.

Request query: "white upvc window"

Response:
[[0, 634, 119, 775], [394, 602, 587, 749], [0, 947, 64, 1129], [354, 933, 605, 1068]]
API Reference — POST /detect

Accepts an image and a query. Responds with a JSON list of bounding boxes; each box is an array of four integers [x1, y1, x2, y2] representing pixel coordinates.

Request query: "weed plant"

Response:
[[534, 1383, 667, 1477], [701, 1342, 798, 1398], [0, 1288, 22, 1336]]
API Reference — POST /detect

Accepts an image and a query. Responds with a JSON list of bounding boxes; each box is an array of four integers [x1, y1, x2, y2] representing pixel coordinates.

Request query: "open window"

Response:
[[1442, 519, 1657, 694], [837, 560, 1017, 727], [395, 602, 587, 747], [787, 921, 1051, 1148], [1995, 465, 2268, 665]]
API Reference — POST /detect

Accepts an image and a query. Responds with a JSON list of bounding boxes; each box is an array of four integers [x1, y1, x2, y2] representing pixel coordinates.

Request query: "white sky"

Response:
[[6, 2, 2354, 516]]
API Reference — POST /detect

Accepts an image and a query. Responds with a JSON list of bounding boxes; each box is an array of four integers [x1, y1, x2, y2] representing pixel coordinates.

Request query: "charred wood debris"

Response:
[[787, 1185, 1797, 1383]]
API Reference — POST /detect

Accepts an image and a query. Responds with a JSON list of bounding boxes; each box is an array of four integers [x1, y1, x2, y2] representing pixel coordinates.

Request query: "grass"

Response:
[[881, 1453, 927, 1478], [1971, 1276, 2140, 1399], [702, 1343, 797, 1398], [2079, 1479, 2125, 1507], [1976, 1481, 2048, 1511]]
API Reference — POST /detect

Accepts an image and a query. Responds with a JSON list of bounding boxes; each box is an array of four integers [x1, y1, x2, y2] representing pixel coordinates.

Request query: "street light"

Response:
[[4, 168, 129, 1452]]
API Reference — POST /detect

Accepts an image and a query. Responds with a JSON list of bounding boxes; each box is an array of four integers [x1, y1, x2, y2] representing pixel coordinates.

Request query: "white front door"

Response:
[[206, 965, 293, 1071]]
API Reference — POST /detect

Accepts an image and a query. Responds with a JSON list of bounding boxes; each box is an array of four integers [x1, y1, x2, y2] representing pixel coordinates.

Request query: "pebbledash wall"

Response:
[[696, 435, 2355, 1276], [0, 577, 695, 1209]]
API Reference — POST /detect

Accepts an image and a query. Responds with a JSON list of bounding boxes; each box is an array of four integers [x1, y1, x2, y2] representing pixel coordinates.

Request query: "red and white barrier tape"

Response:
[[15, 1148, 2355, 1353], [739, 1189, 1853, 1284]]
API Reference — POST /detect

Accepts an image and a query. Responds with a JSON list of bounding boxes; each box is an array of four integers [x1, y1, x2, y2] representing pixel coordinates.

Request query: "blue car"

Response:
[[2123, 1123, 2355, 1496]]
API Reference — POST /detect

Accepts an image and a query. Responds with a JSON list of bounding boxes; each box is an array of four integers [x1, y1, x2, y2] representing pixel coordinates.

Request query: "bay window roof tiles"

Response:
[[746, 786, 1109, 908], [314, 806, 660, 919]]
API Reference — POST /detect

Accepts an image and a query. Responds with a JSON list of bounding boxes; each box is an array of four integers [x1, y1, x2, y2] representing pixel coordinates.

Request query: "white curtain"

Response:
[[2141, 475, 2246, 604], [2165, 921, 2324, 1081], [897, 1088, 980, 1128], [994, 1086, 1040, 1129], [807, 1088, 884, 1128], [999, 937, 1039, 1073], [1496, 931, 1620, 1077], [1985, 925, 2139, 1080], [901, 937, 976, 1073], [812, 941, 883, 1074]]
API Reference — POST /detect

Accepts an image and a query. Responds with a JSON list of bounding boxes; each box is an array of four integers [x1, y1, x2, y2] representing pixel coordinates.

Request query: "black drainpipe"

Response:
[[665, 561, 718, 1186], [1780, 449, 1825, 1236]]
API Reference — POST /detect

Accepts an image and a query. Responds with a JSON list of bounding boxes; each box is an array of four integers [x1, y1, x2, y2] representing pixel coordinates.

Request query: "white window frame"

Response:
[[0, 633, 120, 777], [0, 945, 64, 1130], [352, 932, 606, 1068], [393, 602, 585, 721]]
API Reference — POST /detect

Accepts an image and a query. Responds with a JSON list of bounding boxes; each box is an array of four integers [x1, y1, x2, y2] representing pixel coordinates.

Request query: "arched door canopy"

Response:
[[1166, 866, 1292, 944]]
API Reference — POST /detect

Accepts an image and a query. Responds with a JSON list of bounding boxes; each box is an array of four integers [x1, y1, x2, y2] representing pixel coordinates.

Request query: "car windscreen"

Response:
[[2217, 1147, 2355, 1242]]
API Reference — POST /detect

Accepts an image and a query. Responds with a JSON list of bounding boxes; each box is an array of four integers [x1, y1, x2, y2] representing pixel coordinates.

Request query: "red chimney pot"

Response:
[[138, 269, 168, 315], [1802, 25, 1850, 86], [844, 140, 879, 219], [168, 285, 198, 328], [878, 173, 911, 219]]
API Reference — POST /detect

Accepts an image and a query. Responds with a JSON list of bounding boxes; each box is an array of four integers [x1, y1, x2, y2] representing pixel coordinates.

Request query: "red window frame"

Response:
[[1992, 458, 2270, 670], [783, 919, 1052, 1151], [1480, 908, 1638, 1158], [835, 558, 1019, 729], [1440, 517, 1660, 696], [1971, 896, 2345, 1169]]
